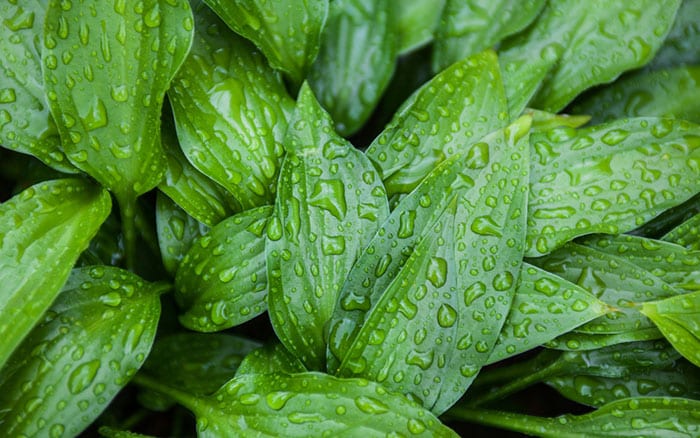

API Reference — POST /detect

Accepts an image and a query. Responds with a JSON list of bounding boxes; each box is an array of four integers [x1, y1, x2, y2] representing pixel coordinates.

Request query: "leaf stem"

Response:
[[131, 373, 199, 412]]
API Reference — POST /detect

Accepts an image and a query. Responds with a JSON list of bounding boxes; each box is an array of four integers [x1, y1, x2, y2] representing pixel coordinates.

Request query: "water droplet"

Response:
[[406, 349, 434, 370], [265, 391, 294, 410], [68, 360, 101, 394], [397, 210, 416, 238], [322, 235, 345, 255], [437, 303, 457, 327], [354, 396, 389, 414], [110, 84, 128, 102], [288, 412, 324, 424], [407, 418, 426, 434], [0, 88, 16, 103], [427, 257, 447, 288], [100, 291, 121, 307], [309, 179, 346, 220], [466, 142, 490, 169], [464, 281, 486, 305], [492, 271, 514, 291]]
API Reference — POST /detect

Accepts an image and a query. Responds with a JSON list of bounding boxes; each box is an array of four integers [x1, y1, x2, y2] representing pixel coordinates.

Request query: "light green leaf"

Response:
[[391, 0, 445, 55], [175, 205, 271, 332], [527, 108, 591, 133], [366, 50, 508, 200], [432, 0, 545, 72], [337, 117, 530, 415], [155, 193, 209, 277], [646, 0, 700, 70], [43, 0, 193, 202], [168, 2, 293, 209], [499, 0, 681, 113], [527, 117, 700, 257], [202, 0, 328, 85], [266, 84, 389, 370], [0, 178, 110, 369], [663, 212, 700, 250], [235, 343, 306, 376], [308, 0, 397, 136], [0, 266, 166, 437], [571, 66, 700, 124], [0, 0, 76, 172], [641, 290, 700, 367]]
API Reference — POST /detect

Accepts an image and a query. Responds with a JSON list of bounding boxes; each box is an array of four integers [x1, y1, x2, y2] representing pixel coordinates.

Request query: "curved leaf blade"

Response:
[[155, 193, 209, 276], [663, 211, 700, 250], [235, 343, 306, 376], [0, 178, 111, 369], [391, 0, 445, 55]]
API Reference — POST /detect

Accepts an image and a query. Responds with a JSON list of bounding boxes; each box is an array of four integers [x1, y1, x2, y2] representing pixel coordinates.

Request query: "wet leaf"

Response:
[[366, 50, 508, 200], [267, 84, 389, 370], [646, 0, 700, 70], [663, 211, 700, 250], [308, 0, 397, 136], [527, 117, 700, 257], [0, 266, 166, 437], [499, 0, 680, 113], [168, 2, 293, 209], [175, 205, 271, 332], [202, 0, 329, 85], [527, 108, 591, 133], [235, 343, 306, 376], [99, 427, 156, 438], [0, 0, 76, 172], [432, 0, 545, 73], [155, 193, 209, 276], [43, 0, 194, 202], [336, 117, 530, 414], [641, 290, 700, 367], [391, 0, 445, 55], [0, 178, 110, 369], [546, 328, 663, 351]]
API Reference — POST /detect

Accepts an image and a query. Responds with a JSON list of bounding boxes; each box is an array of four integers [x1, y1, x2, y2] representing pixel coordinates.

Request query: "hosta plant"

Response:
[[1, 0, 700, 436]]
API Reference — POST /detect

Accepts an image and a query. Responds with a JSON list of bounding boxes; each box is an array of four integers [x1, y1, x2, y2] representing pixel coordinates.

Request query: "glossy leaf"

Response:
[[391, 0, 445, 55], [0, 178, 110, 369], [175, 205, 271, 332], [432, 0, 545, 72], [337, 117, 530, 415], [646, 0, 700, 70], [267, 84, 389, 370], [663, 211, 700, 250], [42, 0, 193, 201], [366, 50, 508, 200], [201, 0, 328, 85], [168, 2, 293, 209], [156, 193, 209, 276], [546, 328, 663, 351], [545, 340, 700, 407], [450, 397, 700, 437], [235, 343, 306, 376], [583, 234, 700, 291], [486, 263, 610, 365], [308, 0, 397, 136], [527, 117, 700, 257], [159, 105, 239, 226], [0, 0, 76, 172], [641, 290, 700, 367], [142, 332, 260, 395], [0, 266, 166, 437], [499, 0, 680, 113], [527, 108, 591, 133], [571, 66, 700, 125]]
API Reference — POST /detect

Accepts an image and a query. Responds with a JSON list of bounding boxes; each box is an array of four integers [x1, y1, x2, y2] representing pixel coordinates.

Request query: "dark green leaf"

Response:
[[168, 2, 294, 209], [432, 0, 545, 72], [0, 266, 166, 437], [366, 50, 508, 200], [391, 0, 445, 55], [308, 0, 397, 136], [646, 0, 700, 70], [156, 193, 209, 277], [571, 66, 700, 124], [43, 0, 194, 202], [0, 178, 111, 369], [336, 117, 530, 414], [202, 0, 328, 85], [663, 211, 700, 250], [266, 84, 389, 370], [527, 117, 700, 257], [641, 290, 700, 367], [499, 0, 681, 113], [99, 426, 156, 438], [546, 328, 663, 351], [175, 205, 271, 332], [235, 343, 306, 376]]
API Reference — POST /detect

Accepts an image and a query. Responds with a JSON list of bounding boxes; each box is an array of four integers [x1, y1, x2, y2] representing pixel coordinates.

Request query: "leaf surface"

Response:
[[391, 0, 445, 54], [155, 193, 209, 276]]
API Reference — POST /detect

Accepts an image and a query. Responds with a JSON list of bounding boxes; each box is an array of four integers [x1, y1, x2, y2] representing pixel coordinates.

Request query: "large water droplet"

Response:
[[68, 360, 101, 394]]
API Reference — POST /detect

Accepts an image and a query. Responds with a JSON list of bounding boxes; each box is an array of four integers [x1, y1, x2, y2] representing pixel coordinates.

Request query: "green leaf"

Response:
[[168, 2, 294, 209], [235, 343, 306, 376], [202, 0, 328, 85], [545, 340, 700, 407], [571, 66, 700, 125], [0, 266, 166, 437], [159, 105, 239, 226], [42, 0, 193, 201], [391, 0, 445, 55], [449, 397, 700, 437], [527, 108, 591, 133], [486, 263, 610, 365], [641, 290, 700, 367], [142, 332, 260, 395], [266, 84, 389, 370], [99, 426, 156, 438], [499, 0, 681, 113], [546, 328, 663, 351], [308, 0, 397, 136], [663, 211, 700, 250], [527, 117, 700, 257], [0, 0, 76, 172], [646, 0, 700, 70], [432, 0, 545, 73], [366, 50, 508, 200], [0, 178, 110, 369], [155, 193, 209, 277], [336, 117, 530, 415], [175, 205, 271, 332]]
